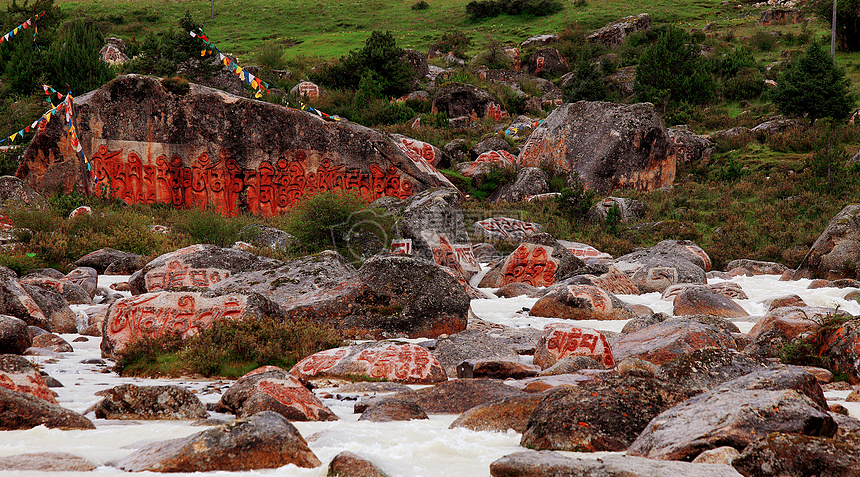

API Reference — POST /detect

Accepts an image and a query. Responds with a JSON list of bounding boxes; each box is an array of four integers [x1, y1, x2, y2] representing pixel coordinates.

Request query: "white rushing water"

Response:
[[3, 273, 860, 476]]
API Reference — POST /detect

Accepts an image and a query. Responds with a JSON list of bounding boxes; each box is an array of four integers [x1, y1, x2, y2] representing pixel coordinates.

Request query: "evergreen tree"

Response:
[[772, 40, 855, 121], [634, 26, 714, 111], [45, 21, 115, 95], [816, 0, 860, 52], [312, 31, 412, 98]]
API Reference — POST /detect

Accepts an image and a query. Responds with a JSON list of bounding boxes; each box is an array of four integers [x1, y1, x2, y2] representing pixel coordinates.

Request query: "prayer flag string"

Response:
[[0, 12, 45, 46], [189, 29, 270, 99]]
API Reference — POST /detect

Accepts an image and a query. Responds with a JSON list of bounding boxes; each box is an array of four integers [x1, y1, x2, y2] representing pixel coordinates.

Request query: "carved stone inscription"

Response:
[[144, 260, 231, 292], [544, 324, 614, 368], [500, 243, 559, 287]]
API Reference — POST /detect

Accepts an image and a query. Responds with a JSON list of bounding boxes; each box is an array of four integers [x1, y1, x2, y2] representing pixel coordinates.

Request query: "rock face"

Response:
[[521, 374, 699, 452], [90, 384, 207, 420], [518, 101, 676, 194], [392, 133, 442, 168], [613, 318, 737, 365], [358, 398, 428, 422], [0, 175, 47, 209], [525, 48, 569, 77], [489, 167, 549, 203], [673, 286, 749, 318], [490, 451, 742, 477], [0, 354, 57, 403], [627, 367, 836, 461], [117, 411, 320, 471], [0, 316, 31, 354], [0, 271, 49, 330], [815, 320, 860, 384], [587, 13, 652, 48], [613, 241, 710, 293], [290, 342, 447, 384], [0, 386, 94, 430], [217, 366, 337, 421], [19, 283, 77, 333], [478, 234, 584, 288], [733, 431, 860, 477], [793, 204, 860, 280], [533, 323, 614, 369], [530, 284, 637, 321], [16, 75, 454, 217], [472, 217, 544, 241], [432, 83, 508, 121], [667, 126, 715, 163]]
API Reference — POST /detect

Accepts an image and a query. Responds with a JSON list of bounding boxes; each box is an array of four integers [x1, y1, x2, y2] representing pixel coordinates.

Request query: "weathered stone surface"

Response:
[[627, 367, 835, 461], [19, 275, 91, 306], [748, 306, 832, 338], [90, 383, 207, 420], [279, 254, 470, 340], [559, 240, 614, 262], [0, 315, 31, 355], [20, 283, 76, 333], [290, 342, 447, 385], [0, 386, 94, 430], [815, 320, 860, 384], [506, 369, 606, 393], [358, 398, 428, 422], [673, 286, 749, 318], [496, 282, 540, 298], [692, 446, 740, 465], [31, 332, 73, 352], [490, 451, 742, 477], [478, 234, 584, 288], [0, 272, 48, 330], [388, 378, 526, 414], [757, 8, 802, 26], [0, 353, 56, 403], [117, 411, 320, 471], [587, 13, 652, 48], [519, 101, 676, 195], [539, 355, 604, 376], [530, 284, 637, 321], [74, 247, 142, 274], [485, 326, 543, 355], [614, 243, 708, 293], [327, 451, 387, 477], [450, 393, 544, 433], [653, 347, 770, 392], [217, 366, 334, 422], [725, 259, 789, 275], [0, 452, 96, 471], [0, 175, 47, 209], [793, 204, 860, 280], [521, 374, 698, 452], [489, 167, 549, 203], [587, 196, 647, 224], [63, 267, 98, 299], [667, 126, 715, 163], [290, 81, 323, 99], [457, 359, 539, 380], [432, 329, 519, 377], [392, 133, 442, 168], [533, 323, 615, 370], [613, 318, 737, 365], [17, 75, 454, 216], [458, 150, 517, 177], [733, 430, 860, 476], [432, 83, 508, 121], [525, 48, 569, 77], [473, 217, 544, 242], [100, 289, 281, 358], [520, 34, 559, 49]]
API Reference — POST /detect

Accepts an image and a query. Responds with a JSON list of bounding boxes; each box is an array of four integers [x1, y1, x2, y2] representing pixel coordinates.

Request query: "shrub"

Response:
[[432, 30, 472, 58], [171, 208, 245, 247], [466, 0, 562, 22], [412, 0, 430, 10], [749, 31, 778, 52], [311, 31, 412, 98], [721, 67, 765, 101], [563, 56, 610, 103], [556, 174, 596, 221]]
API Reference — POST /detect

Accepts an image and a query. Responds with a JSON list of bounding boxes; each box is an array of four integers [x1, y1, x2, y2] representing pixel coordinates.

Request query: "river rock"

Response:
[[520, 374, 698, 452], [216, 366, 334, 422], [456, 359, 539, 379], [19, 283, 76, 333], [63, 267, 98, 299], [90, 383, 208, 420], [587, 13, 651, 48], [100, 289, 282, 358], [814, 320, 860, 384], [489, 167, 549, 203], [793, 204, 860, 280], [560, 241, 614, 262], [490, 451, 742, 477], [19, 275, 91, 306], [533, 323, 615, 369], [627, 367, 835, 461], [0, 316, 31, 355], [117, 410, 320, 471], [725, 259, 789, 275], [18, 75, 453, 214], [672, 286, 749, 318], [282, 254, 469, 339], [358, 398, 428, 422], [612, 318, 737, 365], [0, 452, 96, 471], [733, 430, 860, 476], [495, 282, 540, 298], [748, 306, 833, 338], [0, 354, 57, 404], [530, 284, 637, 321], [472, 217, 544, 241], [74, 248, 142, 274], [449, 393, 544, 433], [432, 329, 519, 377], [388, 378, 526, 414], [0, 273, 48, 330], [651, 347, 770, 392], [0, 386, 93, 430], [587, 196, 647, 224], [290, 342, 446, 385], [432, 83, 508, 121], [326, 451, 387, 477], [519, 101, 676, 194], [478, 234, 584, 288], [614, 247, 708, 293], [31, 333, 73, 353]]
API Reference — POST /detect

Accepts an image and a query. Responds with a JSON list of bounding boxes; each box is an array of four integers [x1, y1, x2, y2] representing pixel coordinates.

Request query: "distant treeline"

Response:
[[465, 0, 563, 22]]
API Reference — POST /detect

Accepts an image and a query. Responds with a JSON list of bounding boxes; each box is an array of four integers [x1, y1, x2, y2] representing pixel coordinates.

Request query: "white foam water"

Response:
[[2, 273, 859, 476]]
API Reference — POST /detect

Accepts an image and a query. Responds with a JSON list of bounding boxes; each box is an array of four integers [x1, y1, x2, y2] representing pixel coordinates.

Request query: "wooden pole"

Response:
[[832, 0, 837, 58], [211, 0, 215, 19]]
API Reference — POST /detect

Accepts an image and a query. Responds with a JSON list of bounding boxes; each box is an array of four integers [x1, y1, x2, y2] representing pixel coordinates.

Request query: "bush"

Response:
[[749, 31, 779, 52], [432, 30, 472, 58], [311, 31, 412, 98], [563, 56, 610, 102], [466, 0, 562, 22], [171, 208, 245, 247], [44, 21, 116, 95], [721, 67, 765, 101], [556, 174, 596, 221], [412, 0, 430, 10]]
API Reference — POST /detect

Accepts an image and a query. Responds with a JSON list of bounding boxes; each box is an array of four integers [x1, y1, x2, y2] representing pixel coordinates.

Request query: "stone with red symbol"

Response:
[[63, 267, 98, 299], [67, 206, 92, 219], [20, 275, 91, 306], [473, 217, 544, 242], [391, 134, 443, 168], [561, 266, 640, 295], [479, 234, 584, 288], [533, 323, 615, 370], [457, 150, 517, 178], [290, 341, 447, 385], [525, 48, 569, 77], [0, 354, 57, 404], [530, 284, 637, 322], [128, 244, 283, 295], [216, 366, 337, 421], [18, 282, 77, 334], [289, 81, 324, 100], [100, 289, 281, 359], [432, 83, 508, 121]]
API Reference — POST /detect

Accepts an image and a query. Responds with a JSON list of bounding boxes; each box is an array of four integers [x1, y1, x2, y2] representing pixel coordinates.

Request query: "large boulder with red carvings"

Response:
[[278, 254, 470, 340], [525, 48, 569, 77], [667, 126, 715, 163], [117, 411, 320, 472], [533, 323, 615, 370], [457, 150, 517, 177], [560, 267, 640, 295], [0, 354, 57, 404], [16, 75, 454, 215], [521, 374, 699, 452], [290, 341, 446, 385], [612, 318, 738, 365], [0, 270, 49, 330], [90, 384, 208, 420], [473, 217, 544, 242], [0, 316, 31, 355], [530, 284, 637, 321], [478, 234, 584, 288], [128, 244, 282, 295], [100, 289, 283, 359], [627, 367, 835, 461], [587, 13, 652, 48], [793, 204, 860, 280], [519, 101, 676, 195], [216, 366, 337, 421], [391, 134, 442, 168], [673, 286, 749, 319], [0, 386, 94, 430], [432, 83, 508, 121]]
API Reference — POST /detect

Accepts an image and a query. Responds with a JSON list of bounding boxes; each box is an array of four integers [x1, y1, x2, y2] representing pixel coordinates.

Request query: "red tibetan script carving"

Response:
[[398, 138, 437, 166], [92, 146, 413, 217], [257, 378, 325, 420], [0, 372, 56, 403], [391, 239, 412, 255], [297, 82, 320, 100], [500, 244, 559, 287], [569, 285, 611, 314], [145, 260, 230, 292], [545, 326, 614, 368], [292, 347, 349, 377], [355, 345, 433, 382]]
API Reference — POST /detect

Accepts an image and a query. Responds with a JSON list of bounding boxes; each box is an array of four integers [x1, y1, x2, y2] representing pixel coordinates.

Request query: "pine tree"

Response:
[[45, 21, 115, 95], [772, 40, 855, 121]]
